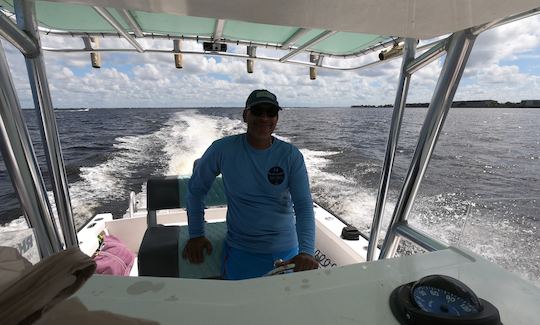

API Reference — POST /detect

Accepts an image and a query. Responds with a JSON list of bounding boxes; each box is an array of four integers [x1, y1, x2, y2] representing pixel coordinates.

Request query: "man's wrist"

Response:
[[298, 249, 314, 256]]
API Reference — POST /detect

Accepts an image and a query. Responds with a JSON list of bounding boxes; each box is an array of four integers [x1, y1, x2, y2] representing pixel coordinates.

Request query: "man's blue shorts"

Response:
[[221, 241, 298, 280]]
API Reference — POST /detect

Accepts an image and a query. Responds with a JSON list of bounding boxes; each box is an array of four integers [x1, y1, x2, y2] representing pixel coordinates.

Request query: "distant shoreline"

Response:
[[351, 99, 540, 109]]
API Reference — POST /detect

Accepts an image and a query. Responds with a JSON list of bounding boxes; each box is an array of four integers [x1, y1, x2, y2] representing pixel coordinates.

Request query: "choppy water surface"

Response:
[[0, 107, 538, 282]]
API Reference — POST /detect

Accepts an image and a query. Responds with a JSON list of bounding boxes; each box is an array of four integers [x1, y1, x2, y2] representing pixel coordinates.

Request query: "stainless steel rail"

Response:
[[93, 6, 144, 52], [406, 39, 447, 75], [279, 30, 336, 62], [15, 0, 78, 248], [40, 47, 397, 72], [379, 29, 477, 259], [472, 7, 540, 36], [0, 11, 38, 57], [38, 28, 401, 59], [367, 38, 417, 261], [394, 223, 448, 252], [213, 19, 225, 41], [128, 191, 137, 218], [0, 41, 62, 257], [116, 9, 143, 38], [280, 28, 309, 50]]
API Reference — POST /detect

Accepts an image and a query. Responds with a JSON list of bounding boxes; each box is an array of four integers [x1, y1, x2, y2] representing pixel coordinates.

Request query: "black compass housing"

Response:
[[389, 275, 502, 325]]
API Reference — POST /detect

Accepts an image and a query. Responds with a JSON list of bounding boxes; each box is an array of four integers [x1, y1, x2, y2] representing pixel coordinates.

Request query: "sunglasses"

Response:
[[248, 106, 279, 118]]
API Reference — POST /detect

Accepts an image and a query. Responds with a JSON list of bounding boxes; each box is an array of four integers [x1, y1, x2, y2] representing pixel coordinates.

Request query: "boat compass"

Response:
[[390, 274, 502, 325]]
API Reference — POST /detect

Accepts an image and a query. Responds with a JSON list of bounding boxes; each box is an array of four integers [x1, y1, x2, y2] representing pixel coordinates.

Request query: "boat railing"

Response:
[[128, 191, 138, 218], [368, 29, 477, 261], [393, 223, 448, 252]]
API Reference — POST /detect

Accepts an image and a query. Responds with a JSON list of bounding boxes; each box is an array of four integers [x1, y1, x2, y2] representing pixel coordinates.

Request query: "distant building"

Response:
[[452, 100, 498, 108], [520, 100, 540, 107]]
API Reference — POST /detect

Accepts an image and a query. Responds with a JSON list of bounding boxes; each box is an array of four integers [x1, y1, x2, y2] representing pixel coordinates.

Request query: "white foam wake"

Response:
[[135, 111, 244, 210], [300, 148, 395, 232], [162, 111, 244, 176]]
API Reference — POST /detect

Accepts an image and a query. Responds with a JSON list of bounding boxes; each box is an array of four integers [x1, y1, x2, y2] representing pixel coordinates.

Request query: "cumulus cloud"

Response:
[[1, 14, 539, 108]]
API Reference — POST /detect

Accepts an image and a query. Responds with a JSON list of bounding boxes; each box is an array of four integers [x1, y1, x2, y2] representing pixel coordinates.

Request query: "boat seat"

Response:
[[178, 221, 226, 279], [139, 176, 183, 277], [138, 176, 227, 279], [138, 225, 181, 277], [176, 176, 227, 208]]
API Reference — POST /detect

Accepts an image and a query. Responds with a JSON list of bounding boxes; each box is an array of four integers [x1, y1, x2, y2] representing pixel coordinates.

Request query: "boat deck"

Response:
[[78, 203, 371, 278]]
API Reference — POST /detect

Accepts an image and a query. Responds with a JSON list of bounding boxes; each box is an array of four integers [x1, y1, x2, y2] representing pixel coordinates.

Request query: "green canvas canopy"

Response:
[[0, 0, 393, 57]]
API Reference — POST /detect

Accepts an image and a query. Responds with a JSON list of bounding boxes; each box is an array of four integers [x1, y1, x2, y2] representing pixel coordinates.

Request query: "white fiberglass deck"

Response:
[[73, 247, 539, 325], [78, 203, 369, 271]]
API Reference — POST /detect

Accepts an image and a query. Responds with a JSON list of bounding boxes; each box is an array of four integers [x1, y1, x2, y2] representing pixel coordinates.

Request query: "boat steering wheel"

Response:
[[264, 261, 296, 276]]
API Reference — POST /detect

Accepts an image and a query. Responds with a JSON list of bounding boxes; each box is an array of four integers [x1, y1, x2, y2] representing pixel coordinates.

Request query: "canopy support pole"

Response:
[[379, 30, 477, 259], [0, 11, 38, 57], [0, 41, 62, 258], [279, 30, 336, 62], [280, 28, 308, 50], [213, 19, 225, 42], [14, 0, 78, 248], [93, 6, 144, 52], [367, 38, 417, 261], [116, 9, 143, 38]]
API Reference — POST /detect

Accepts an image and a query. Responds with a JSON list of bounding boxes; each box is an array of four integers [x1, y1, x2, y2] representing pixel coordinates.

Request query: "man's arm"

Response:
[[186, 143, 221, 238], [184, 143, 221, 264], [288, 150, 318, 271]]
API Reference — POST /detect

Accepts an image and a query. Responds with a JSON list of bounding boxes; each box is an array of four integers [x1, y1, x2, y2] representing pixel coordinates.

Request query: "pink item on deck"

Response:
[[94, 235, 135, 276]]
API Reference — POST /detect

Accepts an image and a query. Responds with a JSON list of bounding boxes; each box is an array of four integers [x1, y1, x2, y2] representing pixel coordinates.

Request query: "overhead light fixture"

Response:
[[379, 42, 404, 61], [310, 53, 320, 80], [83, 36, 101, 68], [247, 46, 256, 73], [173, 39, 183, 69], [203, 42, 227, 52]]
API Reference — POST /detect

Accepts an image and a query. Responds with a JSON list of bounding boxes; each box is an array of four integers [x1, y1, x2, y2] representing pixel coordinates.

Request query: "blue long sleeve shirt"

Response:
[[186, 134, 315, 255]]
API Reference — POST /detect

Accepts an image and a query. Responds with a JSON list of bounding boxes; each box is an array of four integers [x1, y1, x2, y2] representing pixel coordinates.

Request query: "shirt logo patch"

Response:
[[267, 166, 285, 185]]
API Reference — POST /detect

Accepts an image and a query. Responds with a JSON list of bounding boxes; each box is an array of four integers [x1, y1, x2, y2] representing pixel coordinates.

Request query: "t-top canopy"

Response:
[[2, 0, 539, 57], [0, 0, 392, 57], [9, 0, 540, 38]]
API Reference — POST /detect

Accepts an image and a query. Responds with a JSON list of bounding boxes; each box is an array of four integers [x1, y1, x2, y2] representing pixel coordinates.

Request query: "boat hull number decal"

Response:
[[18, 235, 34, 254], [314, 249, 337, 268]]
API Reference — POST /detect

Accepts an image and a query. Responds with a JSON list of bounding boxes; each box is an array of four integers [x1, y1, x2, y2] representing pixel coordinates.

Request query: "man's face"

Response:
[[244, 104, 279, 140]]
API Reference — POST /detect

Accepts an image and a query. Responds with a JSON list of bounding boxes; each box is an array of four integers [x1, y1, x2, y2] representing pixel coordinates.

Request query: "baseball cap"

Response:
[[245, 89, 281, 110]]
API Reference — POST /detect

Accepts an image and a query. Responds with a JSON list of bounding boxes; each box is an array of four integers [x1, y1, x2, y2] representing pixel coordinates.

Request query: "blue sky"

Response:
[[2, 15, 540, 109]]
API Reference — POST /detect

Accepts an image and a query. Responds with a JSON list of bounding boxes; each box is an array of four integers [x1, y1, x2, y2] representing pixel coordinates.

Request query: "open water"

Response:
[[0, 107, 538, 283]]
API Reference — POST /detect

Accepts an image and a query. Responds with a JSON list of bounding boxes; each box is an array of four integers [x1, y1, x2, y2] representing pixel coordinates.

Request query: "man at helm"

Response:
[[183, 89, 318, 280]]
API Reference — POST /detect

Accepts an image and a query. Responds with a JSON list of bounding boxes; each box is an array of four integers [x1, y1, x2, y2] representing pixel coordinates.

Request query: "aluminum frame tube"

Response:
[[472, 8, 540, 36], [379, 30, 477, 259], [116, 9, 144, 38], [39, 29, 402, 59], [0, 11, 38, 57], [93, 7, 144, 52], [406, 39, 447, 75], [41, 46, 389, 71], [279, 30, 336, 62], [213, 19, 225, 42], [280, 28, 309, 49], [15, 0, 78, 248], [0, 41, 62, 257], [366, 38, 416, 261], [394, 223, 447, 252]]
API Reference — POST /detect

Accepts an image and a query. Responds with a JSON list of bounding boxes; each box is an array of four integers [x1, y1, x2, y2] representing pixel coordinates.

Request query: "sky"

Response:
[[2, 14, 540, 109]]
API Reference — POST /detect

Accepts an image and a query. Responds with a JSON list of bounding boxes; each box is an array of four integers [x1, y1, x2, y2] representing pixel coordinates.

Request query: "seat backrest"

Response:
[[146, 176, 227, 227], [146, 176, 182, 227]]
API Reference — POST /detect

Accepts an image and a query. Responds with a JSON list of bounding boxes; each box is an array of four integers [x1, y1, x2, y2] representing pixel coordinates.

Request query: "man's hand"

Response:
[[277, 252, 319, 272], [182, 236, 213, 264]]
